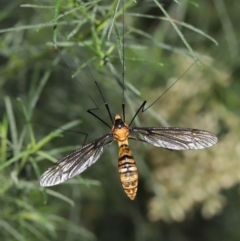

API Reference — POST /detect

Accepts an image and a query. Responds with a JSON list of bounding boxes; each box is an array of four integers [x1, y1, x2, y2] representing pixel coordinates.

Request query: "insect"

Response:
[[40, 105, 218, 200], [40, 5, 218, 200]]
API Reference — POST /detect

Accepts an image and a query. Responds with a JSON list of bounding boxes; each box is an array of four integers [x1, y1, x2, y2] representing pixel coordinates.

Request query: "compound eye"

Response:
[[115, 119, 124, 129]]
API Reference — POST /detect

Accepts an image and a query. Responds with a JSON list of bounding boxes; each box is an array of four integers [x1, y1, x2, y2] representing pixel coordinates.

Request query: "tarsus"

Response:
[[121, 0, 126, 122], [54, 12, 114, 129], [128, 60, 197, 127]]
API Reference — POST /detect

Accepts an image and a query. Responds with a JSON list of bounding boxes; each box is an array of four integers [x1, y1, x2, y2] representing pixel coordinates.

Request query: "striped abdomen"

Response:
[[118, 144, 138, 200]]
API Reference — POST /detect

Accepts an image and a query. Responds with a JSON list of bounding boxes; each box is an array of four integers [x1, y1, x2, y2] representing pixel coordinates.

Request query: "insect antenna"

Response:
[[128, 59, 197, 127]]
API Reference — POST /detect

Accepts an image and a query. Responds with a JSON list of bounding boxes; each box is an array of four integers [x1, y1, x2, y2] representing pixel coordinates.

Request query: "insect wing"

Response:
[[40, 134, 110, 187], [130, 127, 218, 150]]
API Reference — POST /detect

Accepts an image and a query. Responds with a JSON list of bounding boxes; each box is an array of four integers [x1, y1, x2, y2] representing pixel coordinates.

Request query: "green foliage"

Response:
[[0, 0, 240, 240]]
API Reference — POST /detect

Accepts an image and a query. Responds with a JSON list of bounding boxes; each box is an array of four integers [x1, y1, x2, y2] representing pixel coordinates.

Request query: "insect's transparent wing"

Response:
[[130, 127, 218, 150], [39, 134, 111, 187]]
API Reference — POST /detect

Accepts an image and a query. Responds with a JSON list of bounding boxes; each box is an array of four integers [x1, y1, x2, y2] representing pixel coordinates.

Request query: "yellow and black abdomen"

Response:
[[118, 144, 138, 200]]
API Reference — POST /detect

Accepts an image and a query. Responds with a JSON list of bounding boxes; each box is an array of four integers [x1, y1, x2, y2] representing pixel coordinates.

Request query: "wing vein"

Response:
[[40, 133, 111, 186], [130, 127, 218, 150]]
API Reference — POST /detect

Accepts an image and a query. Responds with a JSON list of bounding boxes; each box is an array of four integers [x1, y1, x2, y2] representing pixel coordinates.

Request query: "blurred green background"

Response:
[[0, 0, 240, 240]]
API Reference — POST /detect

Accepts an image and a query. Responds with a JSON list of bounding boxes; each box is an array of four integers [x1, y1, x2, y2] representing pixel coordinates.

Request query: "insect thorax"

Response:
[[112, 114, 130, 143]]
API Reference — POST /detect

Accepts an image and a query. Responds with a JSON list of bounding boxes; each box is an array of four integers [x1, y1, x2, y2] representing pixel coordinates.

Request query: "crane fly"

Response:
[[40, 113, 218, 200], [40, 3, 218, 200]]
